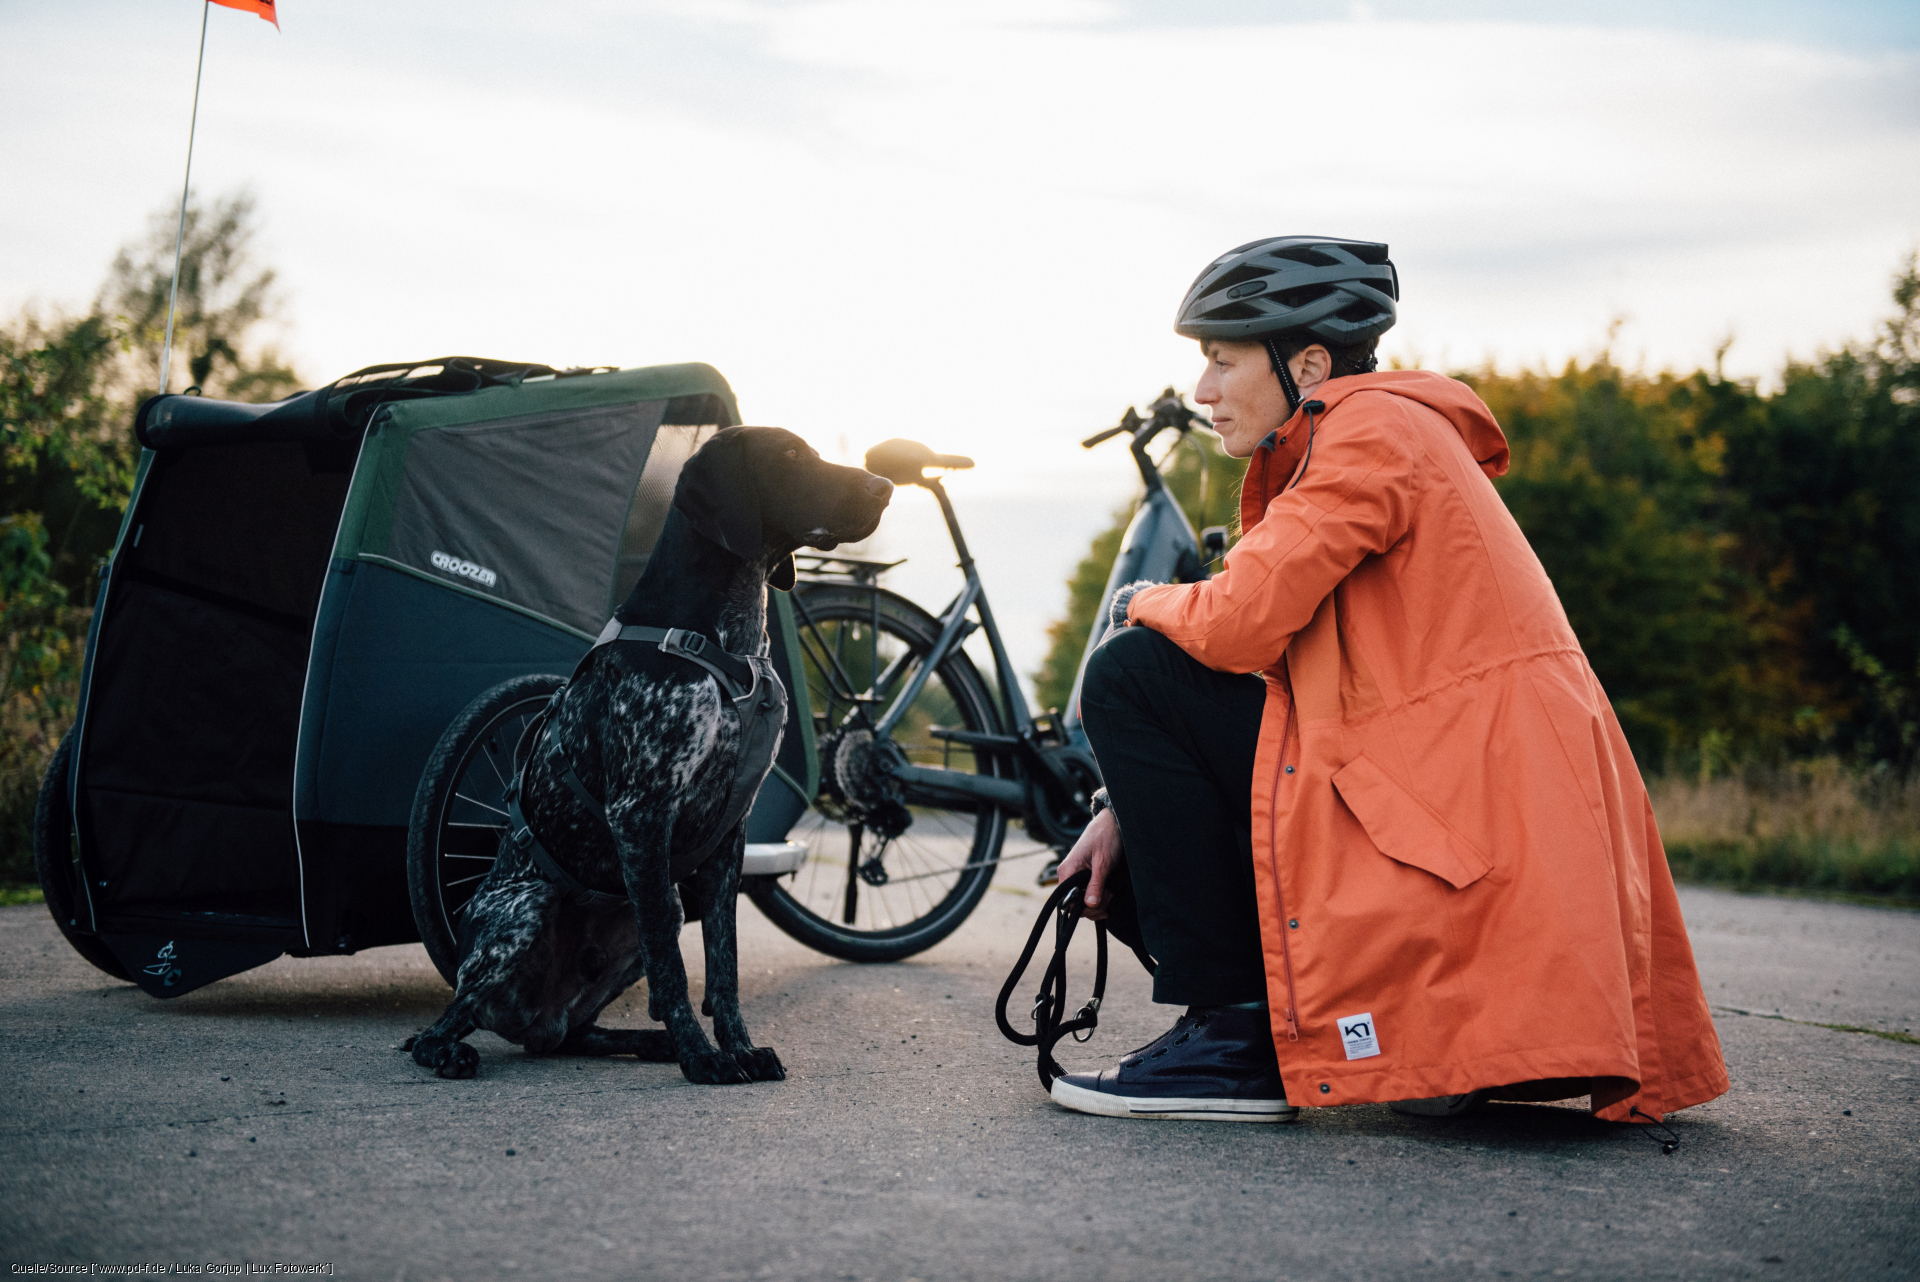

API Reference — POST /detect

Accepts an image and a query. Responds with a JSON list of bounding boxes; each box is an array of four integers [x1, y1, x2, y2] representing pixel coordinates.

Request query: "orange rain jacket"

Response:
[[1127, 370, 1728, 1120]]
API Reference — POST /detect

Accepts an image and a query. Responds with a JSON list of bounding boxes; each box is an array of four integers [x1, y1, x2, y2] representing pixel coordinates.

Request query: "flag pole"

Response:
[[158, 2, 211, 396]]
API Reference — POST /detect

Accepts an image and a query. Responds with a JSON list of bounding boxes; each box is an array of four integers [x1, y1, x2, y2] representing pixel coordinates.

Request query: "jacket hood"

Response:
[[1309, 370, 1509, 477]]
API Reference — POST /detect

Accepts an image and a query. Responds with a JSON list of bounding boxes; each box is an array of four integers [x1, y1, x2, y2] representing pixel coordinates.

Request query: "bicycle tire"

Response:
[[407, 673, 566, 985], [746, 582, 1009, 962], [33, 736, 131, 982]]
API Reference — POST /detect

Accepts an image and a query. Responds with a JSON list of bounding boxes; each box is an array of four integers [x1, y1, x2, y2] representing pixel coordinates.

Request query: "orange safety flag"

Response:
[[209, 0, 279, 29]]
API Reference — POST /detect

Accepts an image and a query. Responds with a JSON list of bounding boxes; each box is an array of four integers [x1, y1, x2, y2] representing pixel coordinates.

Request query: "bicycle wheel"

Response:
[[33, 736, 131, 982], [746, 582, 1010, 962], [407, 673, 565, 984]]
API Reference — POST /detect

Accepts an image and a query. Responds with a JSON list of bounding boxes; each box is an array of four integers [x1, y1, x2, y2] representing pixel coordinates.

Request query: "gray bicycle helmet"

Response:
[[1175, 236, 1398, 345]]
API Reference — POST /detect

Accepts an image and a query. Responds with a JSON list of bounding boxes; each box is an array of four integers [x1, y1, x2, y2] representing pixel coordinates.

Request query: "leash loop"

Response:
[[994, 869, 1111, 1089]]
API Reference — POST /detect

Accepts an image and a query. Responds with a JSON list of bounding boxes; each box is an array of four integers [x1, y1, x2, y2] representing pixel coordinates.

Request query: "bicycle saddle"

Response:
[[864, 438, 974, 486]]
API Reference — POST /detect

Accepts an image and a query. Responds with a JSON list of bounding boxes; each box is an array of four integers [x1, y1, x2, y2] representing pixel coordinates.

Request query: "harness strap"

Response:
[[507, 792, 628, 908], [561, 767, 607, 823], [995, 869, 1113, 1090], [593, 620, 758, 702], [504, 621, 787, 904]]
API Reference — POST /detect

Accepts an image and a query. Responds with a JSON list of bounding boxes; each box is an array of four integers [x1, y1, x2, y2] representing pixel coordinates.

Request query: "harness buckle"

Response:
[[662, 628, 707, 658]]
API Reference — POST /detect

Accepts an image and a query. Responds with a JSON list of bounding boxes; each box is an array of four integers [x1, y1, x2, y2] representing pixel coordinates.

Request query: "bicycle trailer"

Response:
[[38, 358, 818, 998]]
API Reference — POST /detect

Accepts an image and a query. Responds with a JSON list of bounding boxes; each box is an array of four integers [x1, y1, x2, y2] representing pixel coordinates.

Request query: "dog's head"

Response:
[[674, 426, 893, 591]]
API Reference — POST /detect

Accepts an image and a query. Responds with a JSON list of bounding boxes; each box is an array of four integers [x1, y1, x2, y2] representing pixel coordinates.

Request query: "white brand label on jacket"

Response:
[[430, 550, 498, 588], [1337, 1012, 1380, 1060]]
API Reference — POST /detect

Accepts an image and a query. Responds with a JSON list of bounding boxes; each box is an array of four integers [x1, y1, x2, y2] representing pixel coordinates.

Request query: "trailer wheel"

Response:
[[407, 673, 567, 985], [33, 737, 131, 981]]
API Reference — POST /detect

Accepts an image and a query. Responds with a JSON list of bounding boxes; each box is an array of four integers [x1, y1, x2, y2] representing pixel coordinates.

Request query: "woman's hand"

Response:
[[1055, 808, 1123, 920]]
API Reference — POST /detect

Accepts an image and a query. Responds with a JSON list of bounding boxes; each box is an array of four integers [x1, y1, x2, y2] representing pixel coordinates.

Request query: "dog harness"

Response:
[[505, 621, 788, 906]]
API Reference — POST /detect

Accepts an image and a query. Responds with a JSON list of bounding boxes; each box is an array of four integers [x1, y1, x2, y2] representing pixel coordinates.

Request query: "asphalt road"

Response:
[[3, 863, 1915, 1282]]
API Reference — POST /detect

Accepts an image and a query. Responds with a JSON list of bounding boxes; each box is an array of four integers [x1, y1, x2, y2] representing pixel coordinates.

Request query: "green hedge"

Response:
[[1666, 835, 1920, 902]]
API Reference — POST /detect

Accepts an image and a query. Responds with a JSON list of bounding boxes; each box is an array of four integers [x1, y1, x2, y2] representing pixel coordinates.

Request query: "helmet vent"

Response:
[[1272, 246, 1338, 267], [1210, 264, 1272, 294], [1275, 285, 1333, 309]]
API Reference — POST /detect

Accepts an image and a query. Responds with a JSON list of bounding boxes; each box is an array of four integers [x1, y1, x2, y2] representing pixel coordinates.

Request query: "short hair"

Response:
[[1201, 333, 1380, 378]]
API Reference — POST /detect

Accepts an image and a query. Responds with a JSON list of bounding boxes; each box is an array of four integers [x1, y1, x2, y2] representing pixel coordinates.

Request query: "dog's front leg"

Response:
[[692, 828, 785, 1081], [613, 818, 751, 1085], [403, 1004, 481, 1079]]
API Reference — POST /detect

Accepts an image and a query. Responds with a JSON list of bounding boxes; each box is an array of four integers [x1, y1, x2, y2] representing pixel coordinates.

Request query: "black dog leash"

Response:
[[995, 869, 1155, 1090]]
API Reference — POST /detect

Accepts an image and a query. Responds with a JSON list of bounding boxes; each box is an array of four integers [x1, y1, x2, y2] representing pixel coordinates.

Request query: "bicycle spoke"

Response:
[[453, 791, 509, 819], [792, 596, 873, 719], [481, 729, 511, 793]]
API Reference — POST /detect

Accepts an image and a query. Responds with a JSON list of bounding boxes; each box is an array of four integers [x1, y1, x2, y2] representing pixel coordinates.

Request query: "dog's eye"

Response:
[[785, 449, 798, 460]]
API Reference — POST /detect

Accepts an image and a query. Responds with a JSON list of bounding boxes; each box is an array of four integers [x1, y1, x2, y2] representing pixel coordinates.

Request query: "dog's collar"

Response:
[[593, 620, 759, 702]]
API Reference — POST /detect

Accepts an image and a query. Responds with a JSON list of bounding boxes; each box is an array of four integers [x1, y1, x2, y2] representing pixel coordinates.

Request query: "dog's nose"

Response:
[[865, 475, 894, 499]]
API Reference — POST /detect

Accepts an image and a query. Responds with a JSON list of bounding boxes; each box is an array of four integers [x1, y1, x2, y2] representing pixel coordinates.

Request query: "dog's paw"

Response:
[[400, 1035, 417, 1052], [410, 1036, 480, 1079], [434, 1043, 481, 1080], [733, 1046, 785, 1082], [678, 1048, 752, 1085]]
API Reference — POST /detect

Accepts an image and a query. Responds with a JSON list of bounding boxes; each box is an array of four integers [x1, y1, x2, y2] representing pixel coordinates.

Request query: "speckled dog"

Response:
[[404, 426, 892, 1082]]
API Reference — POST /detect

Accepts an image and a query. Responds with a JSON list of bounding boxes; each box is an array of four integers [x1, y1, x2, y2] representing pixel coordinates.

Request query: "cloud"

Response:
[[2, 0, 1916, 489]]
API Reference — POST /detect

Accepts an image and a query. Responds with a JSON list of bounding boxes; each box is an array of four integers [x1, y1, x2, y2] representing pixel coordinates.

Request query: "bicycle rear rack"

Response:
[[794, 553, 906, 587]]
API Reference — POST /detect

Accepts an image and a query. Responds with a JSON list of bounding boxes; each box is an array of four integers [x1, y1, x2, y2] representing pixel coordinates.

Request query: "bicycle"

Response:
[[746, 389, 1227, 962]]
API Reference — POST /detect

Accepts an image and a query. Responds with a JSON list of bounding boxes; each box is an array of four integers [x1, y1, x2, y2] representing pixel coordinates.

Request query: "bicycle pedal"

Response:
[[1036, 858, 1063, 888]]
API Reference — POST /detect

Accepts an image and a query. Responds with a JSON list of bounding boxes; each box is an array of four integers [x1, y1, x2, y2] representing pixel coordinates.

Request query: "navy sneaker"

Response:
[[1389, 1090, 1492, 1117], [1050, 1005, 1299, 1123]]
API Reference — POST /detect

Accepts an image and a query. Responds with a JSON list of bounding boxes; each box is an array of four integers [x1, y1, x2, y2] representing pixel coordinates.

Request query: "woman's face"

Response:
[[1198, 337, 1290, 458], [1193, 339, 1297, 458]]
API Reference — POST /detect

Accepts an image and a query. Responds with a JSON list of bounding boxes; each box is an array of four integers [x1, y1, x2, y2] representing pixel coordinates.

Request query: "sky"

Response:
[[4, 0, 1917, 683]]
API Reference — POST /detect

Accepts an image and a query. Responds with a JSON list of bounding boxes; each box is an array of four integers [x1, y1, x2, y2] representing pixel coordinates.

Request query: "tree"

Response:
[[1719, 254, 1920, 771], [101, 189, 300, 404]]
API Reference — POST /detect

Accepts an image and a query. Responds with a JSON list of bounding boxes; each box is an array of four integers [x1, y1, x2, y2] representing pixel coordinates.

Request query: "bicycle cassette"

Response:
[[830, 728, 914, 840]]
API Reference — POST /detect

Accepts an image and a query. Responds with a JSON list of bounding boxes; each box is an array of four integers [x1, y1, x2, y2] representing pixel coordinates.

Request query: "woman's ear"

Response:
[[675, 428, 763, 558], [1297, 344, 1334, 389]]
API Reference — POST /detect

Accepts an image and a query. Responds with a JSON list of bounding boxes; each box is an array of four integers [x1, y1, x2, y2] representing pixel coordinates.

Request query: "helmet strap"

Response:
[[1262, 336, 1304, 415]]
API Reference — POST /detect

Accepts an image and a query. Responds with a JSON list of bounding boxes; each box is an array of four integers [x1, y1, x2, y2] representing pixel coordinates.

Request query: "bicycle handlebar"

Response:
[[1081, 388, 1208, 450], [1080, 407, 1141, 449]]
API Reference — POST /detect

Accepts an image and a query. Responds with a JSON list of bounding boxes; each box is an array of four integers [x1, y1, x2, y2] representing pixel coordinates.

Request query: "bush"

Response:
[[1651, 761, 1920, 900], [0, 514, 87, 889]]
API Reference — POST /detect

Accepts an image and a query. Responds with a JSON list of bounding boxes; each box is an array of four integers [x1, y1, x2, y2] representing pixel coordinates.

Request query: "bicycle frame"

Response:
[[793, 390, 1214, 850]]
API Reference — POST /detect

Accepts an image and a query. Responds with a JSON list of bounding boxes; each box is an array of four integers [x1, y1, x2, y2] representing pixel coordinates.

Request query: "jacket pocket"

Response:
[[1331, 754, 1493, 890]]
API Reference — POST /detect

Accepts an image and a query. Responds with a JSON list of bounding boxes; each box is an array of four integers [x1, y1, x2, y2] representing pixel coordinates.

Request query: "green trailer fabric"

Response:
[[382, 400, 667, 634], [66, 357, 818, 974]]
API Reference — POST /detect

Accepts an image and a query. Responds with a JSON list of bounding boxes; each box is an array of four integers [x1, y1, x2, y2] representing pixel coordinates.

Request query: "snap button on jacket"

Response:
[[1127, 370, 1729, 1120]]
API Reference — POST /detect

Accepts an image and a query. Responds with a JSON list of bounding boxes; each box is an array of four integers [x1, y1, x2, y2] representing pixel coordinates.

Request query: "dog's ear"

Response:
[[769, 555, 796, 593], [675, 428, 763, 560]]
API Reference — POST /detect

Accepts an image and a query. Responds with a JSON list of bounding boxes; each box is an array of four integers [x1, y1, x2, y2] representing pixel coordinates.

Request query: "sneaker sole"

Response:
[[1050, 1076, 1300, 1123]]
